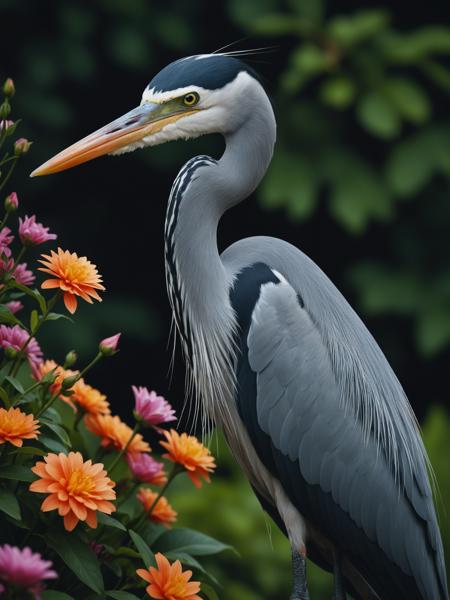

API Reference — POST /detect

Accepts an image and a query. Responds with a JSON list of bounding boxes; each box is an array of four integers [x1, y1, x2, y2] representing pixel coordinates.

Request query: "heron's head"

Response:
[[31, 54, 266, 176]]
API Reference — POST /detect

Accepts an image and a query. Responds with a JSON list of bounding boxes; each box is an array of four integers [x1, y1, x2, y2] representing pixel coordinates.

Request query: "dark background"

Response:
[[1, 1, 450, 598]]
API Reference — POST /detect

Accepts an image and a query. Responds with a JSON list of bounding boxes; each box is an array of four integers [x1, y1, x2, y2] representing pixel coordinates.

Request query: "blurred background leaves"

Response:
[[1, 0, 449, 598]]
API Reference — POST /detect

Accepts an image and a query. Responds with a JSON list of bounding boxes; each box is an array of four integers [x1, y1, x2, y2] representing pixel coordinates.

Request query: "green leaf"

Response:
[[0, 488, 21, 520], [39, 435, 67, 454], [165, 551, 219, 585], [319, 77, 355, 109], [47, 530, 104, 594], [200, 583, 220, 600], [30, 309, 39, 333], [384, 78, 431, 124], [46, 312, 74, 323], [328, 9, 389, 47], [155, 528, 232, 557], [0, 304, 23, 327], [97, 513, 126, 531], [113, 547, 140, 559], [356, 91, 401, 139], [41, 591, 75, 600], [106, 592, 141, 600], [4, 375, 25, 394], [0, 386, 10, 405], [41, 420, 71, 447], [381, 26, 450, 64], [1, 465, 35, 481], [129, 529, 155, 568], [11, 445, 47, 456], [416, 308, 450, 356]]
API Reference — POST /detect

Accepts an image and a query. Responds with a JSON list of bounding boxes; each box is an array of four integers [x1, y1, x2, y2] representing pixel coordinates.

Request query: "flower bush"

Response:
[[0, 79, 228, 599]]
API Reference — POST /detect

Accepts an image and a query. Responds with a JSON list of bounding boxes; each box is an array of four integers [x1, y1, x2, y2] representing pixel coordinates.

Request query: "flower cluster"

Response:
[[0, 77, 222, 600]]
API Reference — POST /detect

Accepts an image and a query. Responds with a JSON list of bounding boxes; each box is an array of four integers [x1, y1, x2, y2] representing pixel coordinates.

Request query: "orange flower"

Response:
[[38, 248, 105, 314], [84, 414, 150, 455], [137, 488, 177, 527], [160, 430, 216, 488], [36, 360, 79, 410], [71, 380, 110, 415], [0, 407, 39, 447], [29, 451, 116, 532], [137, 552, 201, 600]]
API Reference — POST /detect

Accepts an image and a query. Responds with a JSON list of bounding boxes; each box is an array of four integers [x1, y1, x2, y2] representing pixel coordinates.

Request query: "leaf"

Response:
[[47, 530, 104, 594], [106, 592, 141, 600], [11, 445, 47, 456], [0, 386, 10, 405], [30, 309, 39, 333], [356, 91, 401, 139], [200, 583, 220, 600], [0, 304, 23, 327], [46, 312, 74, 323], [155, 528, 232, 557], [41, 592, 75, 600], [1, 465, 35, 481], [4, 375, 25, 394], [0, 488, 21, 520], [41, 420, 71, 447], [328, 9, 389, 47], [39, 435, 68, 454], [164, 551, 219, 585], [416, 307, 450, 356], [113, 547, 140, 559], [97, 513, 126, 531], [129, 529, 155, 568], [384, 78, 431, 124], [319, 76, 355, 109]]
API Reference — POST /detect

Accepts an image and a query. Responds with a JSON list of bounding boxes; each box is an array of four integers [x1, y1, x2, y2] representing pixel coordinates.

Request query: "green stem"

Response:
[[10, 378, 43, 406], [10, 246, 26, 274], [117, 480, 140, 508], [77, 352, 103, 380], [134, 464, 180, 530], [74, 409, 85, 430], [0, 156, 18, 193], [108, 423, 140, 476], [35, 390, 59, 418]]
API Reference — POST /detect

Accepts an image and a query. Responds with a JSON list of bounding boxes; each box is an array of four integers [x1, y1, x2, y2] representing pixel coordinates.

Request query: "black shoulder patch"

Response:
[[230, 262, 279, 333], [149, 55, 260, 93]]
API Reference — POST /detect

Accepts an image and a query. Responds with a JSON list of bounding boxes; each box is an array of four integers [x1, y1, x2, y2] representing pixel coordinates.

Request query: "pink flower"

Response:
[[14, 138, 32, 156], [132, 386, 176, 426], [126, 452, 167, 486], [0, 544, 57, 599], [5, 300, 23, 314], [0, 120, 13, 133], [0, 325, 43, 377], [0, 227, 14, 258], [19, 215, 57, 247], [13, 262, 35, 286], [4, 192, 18, 212], [99, 332, 121, 356]]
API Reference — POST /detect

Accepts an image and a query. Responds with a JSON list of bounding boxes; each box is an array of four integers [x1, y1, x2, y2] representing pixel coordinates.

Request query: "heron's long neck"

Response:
[[164, 94, 276, 416]]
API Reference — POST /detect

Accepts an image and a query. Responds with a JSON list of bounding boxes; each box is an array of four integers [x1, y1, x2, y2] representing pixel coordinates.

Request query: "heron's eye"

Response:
[[183, 92, 199, 107]]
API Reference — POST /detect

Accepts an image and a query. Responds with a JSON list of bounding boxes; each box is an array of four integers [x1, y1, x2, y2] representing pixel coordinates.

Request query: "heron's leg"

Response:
[[290, 547, 310, 600], [331, 550, 347, 600]]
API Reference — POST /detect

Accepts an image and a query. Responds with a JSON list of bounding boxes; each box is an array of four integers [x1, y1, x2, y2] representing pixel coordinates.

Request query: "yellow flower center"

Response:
[[67, 469, 94, 495]]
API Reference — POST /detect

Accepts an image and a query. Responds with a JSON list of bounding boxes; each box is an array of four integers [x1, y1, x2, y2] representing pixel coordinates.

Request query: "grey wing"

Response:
[[236, 274, 447, 600]]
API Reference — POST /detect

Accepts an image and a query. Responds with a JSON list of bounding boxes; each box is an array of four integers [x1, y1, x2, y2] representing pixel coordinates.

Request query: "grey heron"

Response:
[[32, 54, 448, 600]]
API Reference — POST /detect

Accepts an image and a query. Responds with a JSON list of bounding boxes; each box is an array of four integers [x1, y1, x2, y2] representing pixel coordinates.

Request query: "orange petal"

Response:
[[41, 279, 62, 289], [63, 292, 78, 314], [63, 511, 79, 532]]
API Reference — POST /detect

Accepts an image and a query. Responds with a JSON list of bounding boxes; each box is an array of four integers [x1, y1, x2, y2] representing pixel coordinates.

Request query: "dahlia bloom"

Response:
[[71, 379, 110, 415], [0, 545, 57, 600], [30, 451, 116, 532], [19, 215, 57, 246], [0, 227, 13, 258], [5, 300, 23, 314], [126, 453, 167, 486], [137, 488, 177, 527], [13, 262, 36, 286], [160, 430, 216, 488], [133, 386, 176, 427], [38, 248, 105, 314], [0, 407, 40, 447], [85, 413, 150, 455], [137, 553, 201, 600], [0, 324, 43, 377]]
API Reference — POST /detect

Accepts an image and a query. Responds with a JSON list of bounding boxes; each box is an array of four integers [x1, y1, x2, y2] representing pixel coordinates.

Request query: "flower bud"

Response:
[[61, 373, 79, 391], [99, 333, 121, 356], [4, 192, 18, 213], [64, 350, 77, 368], [3, 78, 15, 98], [14, 138, 32, 156], [4, 346, 17, 360], [0, 100, 11, 120], [0, 120, 14, 134], [40, 369, 58, 386]]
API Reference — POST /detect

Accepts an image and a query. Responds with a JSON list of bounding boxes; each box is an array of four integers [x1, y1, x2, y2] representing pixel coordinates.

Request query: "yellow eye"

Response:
[[183, 92, 199, 106]]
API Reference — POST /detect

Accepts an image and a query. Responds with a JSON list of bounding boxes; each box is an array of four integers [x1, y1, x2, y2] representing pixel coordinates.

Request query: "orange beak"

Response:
[[30, 102, 198, 177]]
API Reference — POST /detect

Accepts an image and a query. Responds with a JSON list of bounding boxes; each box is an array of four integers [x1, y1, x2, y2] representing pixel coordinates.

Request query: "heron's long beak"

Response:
[[30, 103, 198, 177]]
